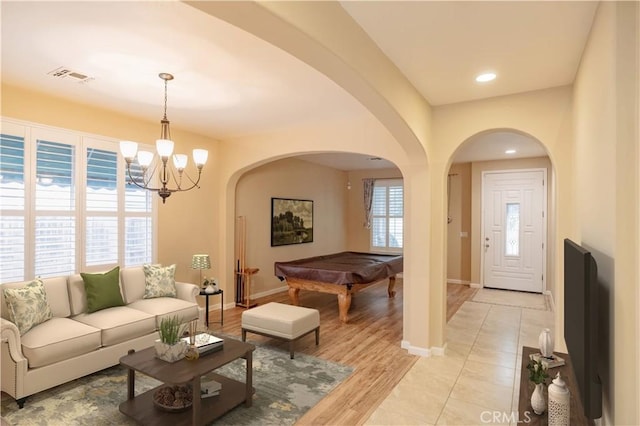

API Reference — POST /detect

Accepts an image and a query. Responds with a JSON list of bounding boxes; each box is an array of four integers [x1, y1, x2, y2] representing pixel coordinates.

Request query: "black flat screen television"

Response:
[[564, 238, 602, 419]]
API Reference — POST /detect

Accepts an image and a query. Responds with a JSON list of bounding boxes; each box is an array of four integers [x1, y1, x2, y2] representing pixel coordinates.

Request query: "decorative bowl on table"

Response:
[[152, 384, 193, 412]]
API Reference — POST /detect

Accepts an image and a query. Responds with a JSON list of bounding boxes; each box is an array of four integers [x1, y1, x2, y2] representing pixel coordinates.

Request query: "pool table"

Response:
[[274, 251, 403, 323]]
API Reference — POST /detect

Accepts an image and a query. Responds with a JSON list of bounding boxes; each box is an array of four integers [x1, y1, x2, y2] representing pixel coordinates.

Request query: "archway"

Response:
[[443, 128, 560, 339], [232, 152, 405, 305]]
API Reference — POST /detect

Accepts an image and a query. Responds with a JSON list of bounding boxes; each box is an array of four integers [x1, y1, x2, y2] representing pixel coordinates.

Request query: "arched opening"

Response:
[[444, 128, 559, 342], [232, 151, 405, 311]]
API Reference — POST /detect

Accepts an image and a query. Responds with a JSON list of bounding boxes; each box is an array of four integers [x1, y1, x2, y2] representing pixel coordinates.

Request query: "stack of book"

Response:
[[200, 379, 222, 398], [529, 352, 566, 369], [181, 333, 224, 354]]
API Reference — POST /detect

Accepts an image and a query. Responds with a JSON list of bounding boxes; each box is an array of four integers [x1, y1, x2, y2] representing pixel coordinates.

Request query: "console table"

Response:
[[518, 346, 594, 425]]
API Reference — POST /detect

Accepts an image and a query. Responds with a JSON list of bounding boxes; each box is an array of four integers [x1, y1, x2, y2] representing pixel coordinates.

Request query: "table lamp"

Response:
[[191, 254, 211, 287]]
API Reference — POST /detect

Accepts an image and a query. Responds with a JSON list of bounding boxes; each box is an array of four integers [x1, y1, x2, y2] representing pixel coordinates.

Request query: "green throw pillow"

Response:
[[143, 264, 177, 299], [3, 278, 53, 335], [81, 267, 124, 313]]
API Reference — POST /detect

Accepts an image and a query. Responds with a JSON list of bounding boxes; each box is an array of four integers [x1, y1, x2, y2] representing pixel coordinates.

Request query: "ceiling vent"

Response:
[[47, 66, 94, 84]]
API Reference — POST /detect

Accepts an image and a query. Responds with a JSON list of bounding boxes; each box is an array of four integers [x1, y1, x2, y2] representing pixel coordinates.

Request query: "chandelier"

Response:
[[119, 73, 208, 203]]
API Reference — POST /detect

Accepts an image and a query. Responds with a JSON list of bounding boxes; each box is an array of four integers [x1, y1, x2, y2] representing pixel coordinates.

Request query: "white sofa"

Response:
[[0, 266, 202, 408]]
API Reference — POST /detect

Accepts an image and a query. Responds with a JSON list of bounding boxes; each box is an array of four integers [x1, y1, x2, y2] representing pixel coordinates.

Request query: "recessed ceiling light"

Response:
[[475, 72, 496, 83], [505, 149, 516, 154]]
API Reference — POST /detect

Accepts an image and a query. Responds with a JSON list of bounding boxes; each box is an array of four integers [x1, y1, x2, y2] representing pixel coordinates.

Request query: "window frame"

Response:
[[369, 178, 404, 254], [0, 117, 158, 282]]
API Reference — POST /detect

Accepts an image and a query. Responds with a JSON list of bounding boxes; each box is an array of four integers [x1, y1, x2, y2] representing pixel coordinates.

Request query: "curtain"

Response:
[[363, 178, 375, 229]]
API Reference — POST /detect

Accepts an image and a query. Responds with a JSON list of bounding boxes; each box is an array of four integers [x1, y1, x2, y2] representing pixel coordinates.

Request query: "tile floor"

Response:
[[365, 291, 554, 426]]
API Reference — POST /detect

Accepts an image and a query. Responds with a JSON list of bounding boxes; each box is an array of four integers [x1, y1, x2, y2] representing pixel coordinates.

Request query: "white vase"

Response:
[[548, 372, 570, 425], [539, 328, 554, 357], [154, 340, 188, 363], [531, 382, 547, 415]]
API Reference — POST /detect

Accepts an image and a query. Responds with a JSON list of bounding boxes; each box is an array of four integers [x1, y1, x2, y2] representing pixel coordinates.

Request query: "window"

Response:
[[0, 118, 156, 283], [0, 129, 26, 283], [370, 179, 403, 252], [34, 137, 77, 277], [505, 202, 520, 256]]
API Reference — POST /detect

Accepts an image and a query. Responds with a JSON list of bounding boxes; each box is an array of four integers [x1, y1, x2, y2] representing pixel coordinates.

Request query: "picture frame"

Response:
[[271, 197, 314, 246]]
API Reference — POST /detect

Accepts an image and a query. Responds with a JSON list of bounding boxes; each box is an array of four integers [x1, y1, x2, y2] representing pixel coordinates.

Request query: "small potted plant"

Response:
[[155, 315, 188, 362], [527, 358, 549, 415]]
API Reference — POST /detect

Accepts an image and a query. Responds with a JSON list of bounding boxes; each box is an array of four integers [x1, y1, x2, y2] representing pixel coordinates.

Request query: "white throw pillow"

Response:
[[3, 279, 53, 335], [142, 264, 177, 299]]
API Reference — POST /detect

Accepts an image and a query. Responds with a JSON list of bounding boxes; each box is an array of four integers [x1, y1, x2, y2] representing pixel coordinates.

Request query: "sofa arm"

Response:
[[1, 317, 27, 364], [175, 281, 199, 303]]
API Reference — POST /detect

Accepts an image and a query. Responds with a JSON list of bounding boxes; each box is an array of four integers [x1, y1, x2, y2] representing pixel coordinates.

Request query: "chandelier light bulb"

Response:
[[137, 151, 154, 168], [193, 149, 209, 167], [119, 141, 138, 160], [173, 154, 188, 171], [156, 139, 174, 158]]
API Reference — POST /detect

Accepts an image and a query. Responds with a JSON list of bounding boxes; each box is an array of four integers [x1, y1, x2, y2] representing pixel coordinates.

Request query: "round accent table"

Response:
[[199, 289, 223, 328]]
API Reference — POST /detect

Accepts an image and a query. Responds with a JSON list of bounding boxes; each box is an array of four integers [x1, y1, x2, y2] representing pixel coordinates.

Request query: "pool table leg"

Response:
[[288, 287, 300, 305], [337, 292, 351, 323], [388, 276, 397, 298]]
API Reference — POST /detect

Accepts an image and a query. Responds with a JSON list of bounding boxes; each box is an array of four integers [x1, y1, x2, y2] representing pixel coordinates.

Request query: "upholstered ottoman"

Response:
[[241, 302, 320, 359]]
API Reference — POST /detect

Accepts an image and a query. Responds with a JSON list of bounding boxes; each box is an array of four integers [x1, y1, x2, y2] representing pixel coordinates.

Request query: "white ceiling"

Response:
[[453, 131, 547, 164], [341, 1, 598, 106], [1, 1, 598, 169]]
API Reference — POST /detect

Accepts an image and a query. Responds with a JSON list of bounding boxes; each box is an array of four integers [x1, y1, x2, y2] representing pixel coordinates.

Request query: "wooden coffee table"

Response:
[[119, 338, 255, 425]]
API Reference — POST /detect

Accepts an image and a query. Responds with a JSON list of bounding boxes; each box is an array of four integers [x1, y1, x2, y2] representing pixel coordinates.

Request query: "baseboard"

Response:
[[401, 340, 431, 357], [543, 290, 556, 312], [469, 282, 482, 289], [430, 343, 446, 356], [211, 285, 289, 311], [446, 279, 471, 285], [252, 285, 289, 300]]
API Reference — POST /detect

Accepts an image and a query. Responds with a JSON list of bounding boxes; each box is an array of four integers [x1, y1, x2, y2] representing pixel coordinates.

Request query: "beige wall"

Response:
[[235, 157, 349, 295], [572, 2, 640, 423], [446, 163, 471, 283]]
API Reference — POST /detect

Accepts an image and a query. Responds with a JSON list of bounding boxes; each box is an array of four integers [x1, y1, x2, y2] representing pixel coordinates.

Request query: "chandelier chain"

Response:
[[163, 78, 168, 120]]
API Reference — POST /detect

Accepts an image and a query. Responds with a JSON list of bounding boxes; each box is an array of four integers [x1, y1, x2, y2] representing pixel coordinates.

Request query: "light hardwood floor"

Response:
[[207, 280, 477, 425]]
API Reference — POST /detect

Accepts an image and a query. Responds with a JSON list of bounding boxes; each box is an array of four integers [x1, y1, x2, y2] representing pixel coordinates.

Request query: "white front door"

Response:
[[482, 170, 546, 293]]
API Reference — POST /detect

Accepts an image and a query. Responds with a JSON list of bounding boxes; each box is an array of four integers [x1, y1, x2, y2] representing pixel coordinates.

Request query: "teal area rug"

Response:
[[1, 345, 353, 426]]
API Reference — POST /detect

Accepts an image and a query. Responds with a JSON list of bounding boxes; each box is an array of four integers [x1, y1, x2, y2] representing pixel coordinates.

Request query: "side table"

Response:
[[199, 289, 223, 328]]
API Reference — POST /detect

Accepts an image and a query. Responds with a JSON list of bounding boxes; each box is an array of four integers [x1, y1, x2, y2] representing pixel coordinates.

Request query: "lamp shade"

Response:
[[191, 254, 211, 270]]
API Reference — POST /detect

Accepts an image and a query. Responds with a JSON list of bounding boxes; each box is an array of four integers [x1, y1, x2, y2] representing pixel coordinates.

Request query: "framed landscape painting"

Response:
[[271, 198, 314, 246]]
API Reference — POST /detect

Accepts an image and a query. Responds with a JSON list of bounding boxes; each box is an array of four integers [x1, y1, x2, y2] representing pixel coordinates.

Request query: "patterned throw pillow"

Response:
[[3, 279, 53, 335], [143, 264, 177, 299]]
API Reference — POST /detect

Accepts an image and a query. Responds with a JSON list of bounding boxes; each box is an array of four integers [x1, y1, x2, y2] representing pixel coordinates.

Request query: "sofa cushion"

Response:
[[1, 277, 70, 320], [143, 264, 177, 299], [127, 298, 199, 328], [68, 273, 126, 316], [120, 266, 146, 304], [2, 279, 53, 335], [21, 317, 101, 368], [80, 267, 124, 313], [73, 306, 156, 347]]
